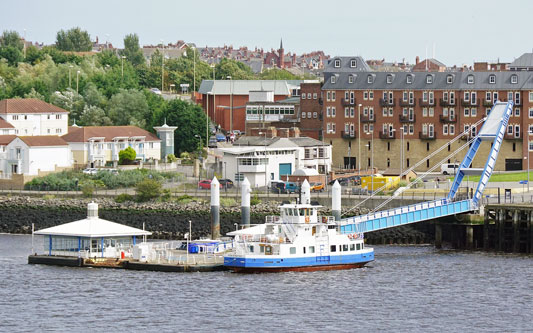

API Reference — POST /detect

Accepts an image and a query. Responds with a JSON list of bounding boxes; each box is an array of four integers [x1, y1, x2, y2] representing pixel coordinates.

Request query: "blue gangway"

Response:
[[339, 101, 514, 234]]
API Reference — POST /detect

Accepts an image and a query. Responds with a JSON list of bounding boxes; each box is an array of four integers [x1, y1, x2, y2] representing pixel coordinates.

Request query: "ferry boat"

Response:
[[223, 202, 374, 273]]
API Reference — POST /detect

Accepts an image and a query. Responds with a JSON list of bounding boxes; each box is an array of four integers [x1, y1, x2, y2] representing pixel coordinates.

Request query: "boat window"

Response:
[[356, 243, 361, 251], [303, 247, 306, 254], [260, 245, 265, 253], [290, 247, 296, 254], [309, 246, 315, 253], [343, 244, 349, 251], [350, 244, 355, 251], [338, 245, 342, 252], [299, 209, 306, 216], [362, 243, 364, 249], [249, 245, 254, 253], [330, 245, 336, 252], [285, 209, 291, 216]]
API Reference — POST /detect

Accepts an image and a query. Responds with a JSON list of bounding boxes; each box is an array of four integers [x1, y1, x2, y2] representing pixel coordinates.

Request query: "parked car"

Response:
[[329, 177, 349, 186], [149, 88, 162, 95], [82, 168, 98, 175], [215, 133, 226, 142], [219, 179, 234, 189], [310, 182, 324, 192], [270, 181, 287, 194], [441, 163, 459, 175], [285, 182, 300, 193], [198, 179, 222, 189], [346, 175, 361, 185], [208, 136, 218, 148]]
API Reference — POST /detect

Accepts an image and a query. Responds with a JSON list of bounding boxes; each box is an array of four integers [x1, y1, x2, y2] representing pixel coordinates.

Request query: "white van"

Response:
[[441, 163, 459, 175]]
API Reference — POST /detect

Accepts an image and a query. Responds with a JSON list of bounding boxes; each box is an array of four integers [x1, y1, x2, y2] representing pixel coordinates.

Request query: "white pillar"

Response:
[[210, 177, 220, 239], [241, 177, 251, 226], [301, 179, 311, 205], [332, 180, 341, 221]]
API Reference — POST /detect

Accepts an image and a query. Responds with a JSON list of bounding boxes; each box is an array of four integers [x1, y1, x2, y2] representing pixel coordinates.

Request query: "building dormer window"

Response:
[[467, 75, 474, 84], [447, 74, 453, 84], [348, 75, 354, 84], [489, 75, 496, 84], [334, 59, 341, 68], [406, 75, 413, 84], [511, 74, 518, 84], [350, 59, 357, 68], [426, 75, 433, 84], [367, 75, 374, 84], [330, 75, 336, 84], [386, 74, 394, 84]]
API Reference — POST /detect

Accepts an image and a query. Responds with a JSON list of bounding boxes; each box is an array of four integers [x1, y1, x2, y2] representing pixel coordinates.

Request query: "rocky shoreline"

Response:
[[0, 195, 434, 244]]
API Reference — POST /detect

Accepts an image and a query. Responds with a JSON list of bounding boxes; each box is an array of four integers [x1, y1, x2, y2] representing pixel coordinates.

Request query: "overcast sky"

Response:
[[2, 0, 532, 66]]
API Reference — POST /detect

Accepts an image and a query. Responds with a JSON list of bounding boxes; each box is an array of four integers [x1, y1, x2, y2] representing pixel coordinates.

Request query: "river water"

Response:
[[1, 234, 532, 332]]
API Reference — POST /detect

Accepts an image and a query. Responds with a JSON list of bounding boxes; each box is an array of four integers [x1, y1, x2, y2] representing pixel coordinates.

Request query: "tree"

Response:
[[0, 30, 23, 50], [122, 33, 145, 67], [119, 147, 136, 165], [50, 89, 85, 123], [259, 68, 301, 80], [107, 89, 150, 128], [135, 178, 162, 202], [215, 58, 255, 80], [151, 98, 207, 155], [79, 105, 112, 126], [55, 27, 92, 52]]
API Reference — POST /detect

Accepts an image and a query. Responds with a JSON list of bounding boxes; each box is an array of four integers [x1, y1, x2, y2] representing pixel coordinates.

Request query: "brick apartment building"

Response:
[[298, 82, 323, 140], [321, 54, 533, 172]]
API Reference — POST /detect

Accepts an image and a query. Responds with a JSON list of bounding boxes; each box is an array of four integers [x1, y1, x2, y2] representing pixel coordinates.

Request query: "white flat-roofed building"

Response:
[[217, 136, 331, 188]]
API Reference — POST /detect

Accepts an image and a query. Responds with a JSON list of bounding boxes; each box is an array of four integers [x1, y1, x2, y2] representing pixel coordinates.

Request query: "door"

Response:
[[505, 159, 522, 171], [279, 163, 292, 179]]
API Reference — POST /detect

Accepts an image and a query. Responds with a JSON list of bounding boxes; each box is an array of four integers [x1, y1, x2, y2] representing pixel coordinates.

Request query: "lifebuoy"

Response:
[[305, 216, 310, 223]]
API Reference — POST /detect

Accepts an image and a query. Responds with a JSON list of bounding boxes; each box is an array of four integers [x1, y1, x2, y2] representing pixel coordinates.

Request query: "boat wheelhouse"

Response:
[[224, 202, 374, 272]]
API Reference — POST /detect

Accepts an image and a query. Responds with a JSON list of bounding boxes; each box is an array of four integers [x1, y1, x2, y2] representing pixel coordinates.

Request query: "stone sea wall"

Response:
[[0, 196, 434, 243]]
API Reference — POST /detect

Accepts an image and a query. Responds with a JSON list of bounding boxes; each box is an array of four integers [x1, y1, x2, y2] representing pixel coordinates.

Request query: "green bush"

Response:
[[250, 194, 261, 206], [136, 178, 162, 202], [220, 197, 237, 207], [166, 154, 177, 163], [115, 193, 134, 203], [119, 147, 137, 165], [81, 182, 95, 197]]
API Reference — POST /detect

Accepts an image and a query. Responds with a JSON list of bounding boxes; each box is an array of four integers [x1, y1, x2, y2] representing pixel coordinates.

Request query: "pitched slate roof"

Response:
[[322, 71, 533, 90], [0, 98, 69, 114], [325, 56, 371, 72], [18, 136, 68, 147], [509, 53, 533, 69], [0, 135, 16, 145], [0, 117, 14, 128], [198, 80, 301, 95], [61, 126, 160, 143]]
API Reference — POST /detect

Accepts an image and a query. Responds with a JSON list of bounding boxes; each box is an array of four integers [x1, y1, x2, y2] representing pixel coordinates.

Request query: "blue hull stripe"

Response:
[[224, 251, 374, 268]]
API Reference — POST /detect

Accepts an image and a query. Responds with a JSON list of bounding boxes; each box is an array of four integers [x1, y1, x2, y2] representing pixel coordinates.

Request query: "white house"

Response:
[[61, 126, 161, 167], [0, 98, 69, 136], [217, 136, 332, 188], [1, 136, 71, 176]]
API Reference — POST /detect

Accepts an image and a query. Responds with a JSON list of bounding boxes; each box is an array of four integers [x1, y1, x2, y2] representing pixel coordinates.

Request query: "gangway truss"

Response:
[[340, 101, 514, 234]]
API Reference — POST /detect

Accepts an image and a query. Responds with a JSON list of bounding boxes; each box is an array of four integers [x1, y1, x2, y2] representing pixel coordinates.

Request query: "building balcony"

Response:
[[439, 115, 457, 123], [399, 114, 416, 123], [341, 131, 356, 139], [360, 115, 375, 123], [379, 131, 396, 139], [419, 132, 436, 140], [399, 100, 416, 107], [439, 99, 455, 107], [419, 98, 436, 107], [461, 98, 480, 107], [341, 98, 356, 106], [379, 98, 396, 107], [318, 98, 323, 105], [482, 99, 494, 107]]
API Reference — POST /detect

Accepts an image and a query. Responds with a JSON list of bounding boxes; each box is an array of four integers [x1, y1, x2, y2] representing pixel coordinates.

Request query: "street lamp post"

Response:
[[366, 130, 374, 193], [259, 131, 268, 194], [227, 76, 233, 132], [69, 65, 73, 88], [76, 70, 80, 94], [358, 104, 362, 173]]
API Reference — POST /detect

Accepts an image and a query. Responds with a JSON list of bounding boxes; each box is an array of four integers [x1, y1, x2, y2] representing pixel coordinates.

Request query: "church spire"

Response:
[[280, 38, 283, 50]]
